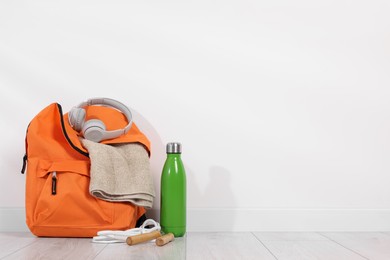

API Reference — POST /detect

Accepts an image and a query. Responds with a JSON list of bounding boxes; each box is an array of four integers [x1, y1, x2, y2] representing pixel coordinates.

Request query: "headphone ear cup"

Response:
[[82, 119, 106, 143], [69, 107, 86, 132]]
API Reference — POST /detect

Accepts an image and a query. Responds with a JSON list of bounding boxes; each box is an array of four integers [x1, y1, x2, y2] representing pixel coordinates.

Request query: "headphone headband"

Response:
[[70, 98, 133, 142], [77, 98, 133, 136]]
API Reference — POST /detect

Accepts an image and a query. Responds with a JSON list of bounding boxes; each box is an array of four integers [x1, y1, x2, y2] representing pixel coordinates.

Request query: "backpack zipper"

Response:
[[51, 172, 57, 195], [57, 103, 89, 158]]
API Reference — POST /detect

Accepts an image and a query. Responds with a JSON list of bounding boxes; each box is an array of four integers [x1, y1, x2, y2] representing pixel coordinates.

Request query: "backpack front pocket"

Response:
[[34, 160, 114, 228]]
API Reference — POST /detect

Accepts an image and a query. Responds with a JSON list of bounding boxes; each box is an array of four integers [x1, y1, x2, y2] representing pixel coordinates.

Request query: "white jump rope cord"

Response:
[[92, 219, 161, 243]]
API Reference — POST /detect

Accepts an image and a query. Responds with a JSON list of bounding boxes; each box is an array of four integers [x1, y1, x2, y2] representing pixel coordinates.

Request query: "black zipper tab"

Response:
[[51, 172, 57, 195], [21, 154, 27, 174]]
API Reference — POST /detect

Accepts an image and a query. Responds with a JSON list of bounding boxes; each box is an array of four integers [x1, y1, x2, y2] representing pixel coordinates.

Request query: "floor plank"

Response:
[[187, 232, 276, 260], [253, 232, 329, 241], [321, 232, 390, 260], [0, 233, 37, 259], [259, 241, 367, 260], [94, 237, 186, 260], [3, 237, 106, 260], [253, 232, 367, 260]]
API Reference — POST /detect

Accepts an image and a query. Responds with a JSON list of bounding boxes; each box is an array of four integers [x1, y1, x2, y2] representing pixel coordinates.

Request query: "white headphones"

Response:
[[68, 98, 132, 143]]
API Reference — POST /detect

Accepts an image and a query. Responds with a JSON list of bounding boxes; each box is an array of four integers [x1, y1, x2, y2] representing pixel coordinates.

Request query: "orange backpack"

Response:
[[22, 103, 150, 237]]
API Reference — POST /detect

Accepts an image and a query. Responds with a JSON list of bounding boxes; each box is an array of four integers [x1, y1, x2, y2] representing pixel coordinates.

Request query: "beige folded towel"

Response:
[[81, 139, 155, 208]]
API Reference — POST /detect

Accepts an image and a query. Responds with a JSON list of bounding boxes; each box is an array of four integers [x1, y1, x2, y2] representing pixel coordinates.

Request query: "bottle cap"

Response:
[[166, 142, 182, 154]]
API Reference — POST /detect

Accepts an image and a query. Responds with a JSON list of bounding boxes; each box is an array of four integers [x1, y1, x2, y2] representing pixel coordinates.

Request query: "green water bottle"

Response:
[[160, 142, 186, 237]]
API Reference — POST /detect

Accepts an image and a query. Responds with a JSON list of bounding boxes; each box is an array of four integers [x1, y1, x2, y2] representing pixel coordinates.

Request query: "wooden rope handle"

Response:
[[156, 233, 175, 246], [126, 230, 162, 246]]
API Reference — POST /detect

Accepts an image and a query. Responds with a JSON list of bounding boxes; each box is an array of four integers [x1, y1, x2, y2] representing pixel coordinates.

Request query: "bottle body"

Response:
[[160, 151, 186, 237]]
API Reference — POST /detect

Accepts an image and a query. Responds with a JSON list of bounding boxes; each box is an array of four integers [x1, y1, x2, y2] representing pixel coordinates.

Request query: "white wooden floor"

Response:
[[1, 232, 390, 260]]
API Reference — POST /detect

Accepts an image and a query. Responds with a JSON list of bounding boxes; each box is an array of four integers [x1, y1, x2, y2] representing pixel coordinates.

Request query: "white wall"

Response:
[[1, 0, 390, 231]]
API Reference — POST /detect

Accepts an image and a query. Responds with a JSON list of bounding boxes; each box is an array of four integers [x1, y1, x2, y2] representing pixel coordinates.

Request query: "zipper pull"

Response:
[[51, 172, 57, 195], [21, 154, 27, 174]]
